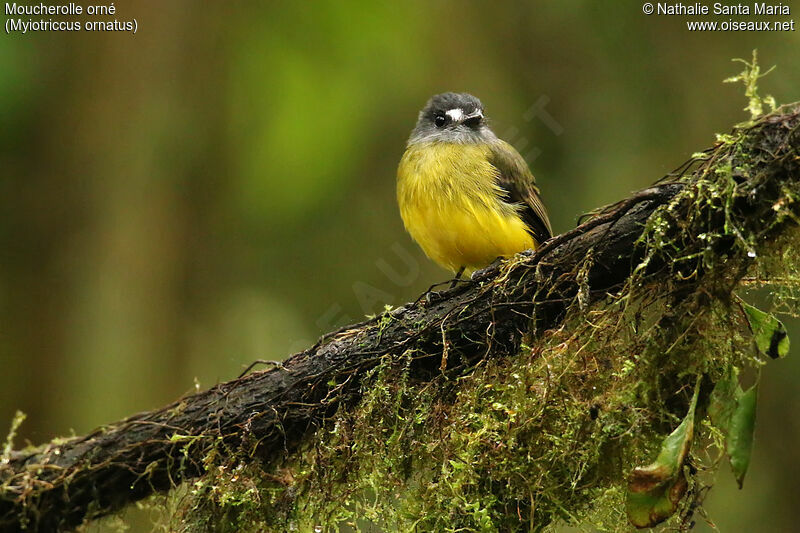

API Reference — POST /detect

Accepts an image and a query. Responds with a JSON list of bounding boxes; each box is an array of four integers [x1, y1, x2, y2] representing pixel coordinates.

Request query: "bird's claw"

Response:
[[470, 257, 505, 281], [425, 290, 447, 305]]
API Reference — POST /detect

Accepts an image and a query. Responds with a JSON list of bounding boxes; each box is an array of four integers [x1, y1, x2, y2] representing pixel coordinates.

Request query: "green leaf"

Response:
[[728, 384, 758, 489], [741, 301, 790, 359], [708, 369, 738, 431], [708, 367, 760, 489], [626, 382, 699, 528]]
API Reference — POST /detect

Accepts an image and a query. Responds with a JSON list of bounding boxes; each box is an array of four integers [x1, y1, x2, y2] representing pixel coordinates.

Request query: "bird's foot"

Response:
[[470, 257, 505, 281], [425, 290, 447, 305], [449, 266, 466, 288]]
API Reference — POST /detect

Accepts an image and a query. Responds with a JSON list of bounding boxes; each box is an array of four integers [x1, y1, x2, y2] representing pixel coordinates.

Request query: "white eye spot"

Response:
[[445, 108, 464, 122]]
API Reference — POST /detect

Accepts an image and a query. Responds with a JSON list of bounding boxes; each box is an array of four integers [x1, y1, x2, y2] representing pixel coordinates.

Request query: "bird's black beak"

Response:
[[462, 110, 483, 128]]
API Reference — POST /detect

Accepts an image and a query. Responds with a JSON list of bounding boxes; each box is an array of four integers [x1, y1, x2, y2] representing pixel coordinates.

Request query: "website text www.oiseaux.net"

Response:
[[643, 3, 796, 32], [687, 19, 794, 31]]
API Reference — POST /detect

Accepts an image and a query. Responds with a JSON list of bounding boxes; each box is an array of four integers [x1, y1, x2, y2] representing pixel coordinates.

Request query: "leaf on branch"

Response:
[[728, 384, 758, 489], [625, 382, 699, 528], [709, 369, 759, 489], [709, 368, 738, 430], [740, 301, 790, 359]]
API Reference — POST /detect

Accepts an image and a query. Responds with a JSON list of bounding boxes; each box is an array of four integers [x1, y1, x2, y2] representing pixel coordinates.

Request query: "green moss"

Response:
[[1, 411, 26, 462], [171, 288, 787, 532], [723, 50, 777, 121]]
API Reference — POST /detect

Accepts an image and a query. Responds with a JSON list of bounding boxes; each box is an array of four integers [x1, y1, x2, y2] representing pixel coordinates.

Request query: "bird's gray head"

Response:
[[408, 92, 498, 145]]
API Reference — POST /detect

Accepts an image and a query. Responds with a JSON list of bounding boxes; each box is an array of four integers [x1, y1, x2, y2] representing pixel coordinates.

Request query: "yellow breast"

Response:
[[397, 142, 536, 275]]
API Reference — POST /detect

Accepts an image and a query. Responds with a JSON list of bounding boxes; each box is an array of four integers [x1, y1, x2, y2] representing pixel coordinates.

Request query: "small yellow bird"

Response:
[[397, 92, 552, 278]]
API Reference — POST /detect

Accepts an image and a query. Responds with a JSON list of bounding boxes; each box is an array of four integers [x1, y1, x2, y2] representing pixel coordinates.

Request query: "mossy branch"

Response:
[[2, 105, 800, 532]]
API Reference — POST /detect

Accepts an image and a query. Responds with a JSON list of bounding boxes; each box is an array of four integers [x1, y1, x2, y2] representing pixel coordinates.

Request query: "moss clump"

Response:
[[170, 278, 796, 532]]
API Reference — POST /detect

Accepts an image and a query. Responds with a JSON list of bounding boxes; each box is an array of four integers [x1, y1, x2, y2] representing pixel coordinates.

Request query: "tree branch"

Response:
[[2, 105, 800, 532]]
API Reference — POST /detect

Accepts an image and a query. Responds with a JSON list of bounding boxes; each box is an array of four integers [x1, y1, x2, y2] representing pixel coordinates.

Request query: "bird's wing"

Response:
[[488, 140, 553, 244]]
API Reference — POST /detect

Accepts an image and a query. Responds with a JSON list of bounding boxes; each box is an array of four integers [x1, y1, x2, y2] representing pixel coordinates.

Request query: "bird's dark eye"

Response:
[[434, 114, 447, 128]]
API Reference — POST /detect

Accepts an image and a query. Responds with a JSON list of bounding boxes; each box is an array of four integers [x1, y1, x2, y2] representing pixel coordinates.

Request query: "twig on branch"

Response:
[[2, 105, 800, 532]]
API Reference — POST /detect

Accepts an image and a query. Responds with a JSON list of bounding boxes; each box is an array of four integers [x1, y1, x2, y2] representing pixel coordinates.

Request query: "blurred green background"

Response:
[[1, 2, 799, 531]]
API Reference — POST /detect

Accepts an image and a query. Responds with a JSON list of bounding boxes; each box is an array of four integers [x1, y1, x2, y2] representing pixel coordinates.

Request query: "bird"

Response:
[[397, 92, 552, 280]]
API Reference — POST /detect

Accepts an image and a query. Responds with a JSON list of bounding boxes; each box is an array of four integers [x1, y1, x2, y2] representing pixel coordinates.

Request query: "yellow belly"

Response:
[[397, 143, 536, 275]]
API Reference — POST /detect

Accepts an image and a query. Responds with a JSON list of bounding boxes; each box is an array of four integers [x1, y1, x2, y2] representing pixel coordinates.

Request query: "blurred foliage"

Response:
[[1, 2, 799, 531]]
